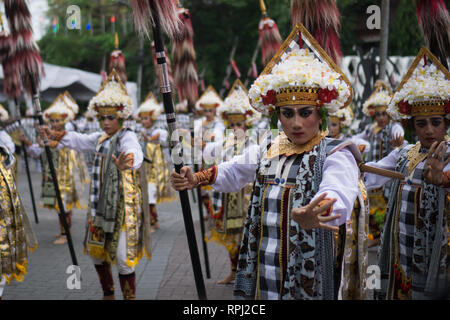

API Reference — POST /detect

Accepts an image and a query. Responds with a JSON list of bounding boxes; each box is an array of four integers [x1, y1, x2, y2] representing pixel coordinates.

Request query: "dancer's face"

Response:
[[278, 105, 321, 145], [413, 115, 447, 149], [228, 118, 246, 139], [141, 115, 153, 129], [99, 114, 121, 136], [328, 118, 341, 138], [375, 110, 390, 128], [50, 118, 64, 131], [204, 108, 215, 121]]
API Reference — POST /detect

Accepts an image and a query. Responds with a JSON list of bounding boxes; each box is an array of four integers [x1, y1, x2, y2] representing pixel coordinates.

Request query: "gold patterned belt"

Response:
[[368, 187, 383, 194]]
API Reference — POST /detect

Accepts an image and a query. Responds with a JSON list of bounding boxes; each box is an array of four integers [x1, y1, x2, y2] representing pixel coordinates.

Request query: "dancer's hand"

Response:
[[37, 125, 51, 140], [424, 141, 450, 186], [171, 166, 198, 191], [390, 135, 404, 148], [112, 151, 134, 171], [291, 193, 339, 232]]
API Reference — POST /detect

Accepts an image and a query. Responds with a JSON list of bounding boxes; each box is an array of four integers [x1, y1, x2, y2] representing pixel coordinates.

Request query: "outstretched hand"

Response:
[[112, 151, 134, 171], [291, 193, 339, 232], [390, 135, 404, 148], [424, 141, 449, 186]]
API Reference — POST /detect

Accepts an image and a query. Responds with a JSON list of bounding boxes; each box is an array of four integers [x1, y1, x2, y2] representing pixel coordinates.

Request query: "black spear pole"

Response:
[[188, 106, 211, 279], [14, 98, 39, 224], [29, 76, 78, 267], [150, 0, 206, 300]]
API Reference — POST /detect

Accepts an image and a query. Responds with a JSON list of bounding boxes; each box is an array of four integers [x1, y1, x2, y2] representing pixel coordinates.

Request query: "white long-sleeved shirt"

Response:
[[364, 145, 450, 191], [58, 130, 143, 170], [210, 141, 359, 227], [0, 130, 15, 154]]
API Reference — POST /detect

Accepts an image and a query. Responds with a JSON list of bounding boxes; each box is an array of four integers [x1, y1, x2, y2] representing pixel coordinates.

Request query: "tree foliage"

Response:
[[37, 0, 426, 107]]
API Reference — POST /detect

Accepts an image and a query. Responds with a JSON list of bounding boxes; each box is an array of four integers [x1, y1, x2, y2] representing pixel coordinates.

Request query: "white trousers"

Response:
[[0, 275, 5, 297], [91, 230, 134, 275], [148, 183, 156, 205]]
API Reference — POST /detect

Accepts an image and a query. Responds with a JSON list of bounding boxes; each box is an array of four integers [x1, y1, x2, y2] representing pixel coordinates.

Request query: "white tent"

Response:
[[0, 62, 138, 110]]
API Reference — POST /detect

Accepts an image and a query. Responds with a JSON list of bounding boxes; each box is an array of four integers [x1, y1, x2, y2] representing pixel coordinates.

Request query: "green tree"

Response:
[[37, 0, 426, 109]]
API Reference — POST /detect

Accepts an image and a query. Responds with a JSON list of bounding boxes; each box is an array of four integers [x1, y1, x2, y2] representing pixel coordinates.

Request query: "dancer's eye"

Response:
[[298, 109, 313, 118], [281, 109, 294, 118], [431, 118, 443, 127]]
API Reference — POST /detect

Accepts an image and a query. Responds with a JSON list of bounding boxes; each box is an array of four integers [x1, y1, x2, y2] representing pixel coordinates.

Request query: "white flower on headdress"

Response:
[[135, 95, 162, 120], [43, 99, 74, 123], [0, 104, 9, 122], [195, 87, 223, 111], [63, 93, 79, 115], [387, 63, 450, 120], [88, 79, 133, 119], [330, 106, 353, 127], [362, 90, 392, 117], [248, 48, 351, 115], [218, 85, 261, 127], [175, 100, 189, 113]]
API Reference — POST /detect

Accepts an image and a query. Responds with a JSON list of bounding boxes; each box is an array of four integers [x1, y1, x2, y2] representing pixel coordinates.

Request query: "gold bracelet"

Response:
[[194, 166, 218, 187]]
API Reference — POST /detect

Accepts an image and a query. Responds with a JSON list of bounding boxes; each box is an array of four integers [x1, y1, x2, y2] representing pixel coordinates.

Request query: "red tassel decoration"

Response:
[[291, 0, 343, 65], [415, 0, 450, 68], [172, 5, 199, 106], [4, 0, 44, 94], [130, 0, 182, 40], [258, 0, 282, 67], [231, 60, 241, 78], [109, 33, 127, 84]]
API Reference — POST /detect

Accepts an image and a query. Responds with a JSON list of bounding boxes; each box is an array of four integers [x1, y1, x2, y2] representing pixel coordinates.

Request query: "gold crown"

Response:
[[373, 105, 388, 112], [226, 113, 246, 122], [46, 113, 68, 120], [138, 111, 155, 117], [275, 87, 319, 107], [410, 99, 446, 117], [96, 106, 120, 116]]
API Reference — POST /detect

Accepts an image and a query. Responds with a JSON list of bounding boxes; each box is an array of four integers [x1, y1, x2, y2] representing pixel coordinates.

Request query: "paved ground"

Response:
[[2, 158, 376, 300], [2, 159, 234, 300]]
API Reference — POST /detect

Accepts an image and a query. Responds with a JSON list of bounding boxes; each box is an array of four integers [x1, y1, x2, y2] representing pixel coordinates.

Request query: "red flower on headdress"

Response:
[[318, 88, 338, 104], [245, 110, 253, 116], [118, 105, 124, 111], [445, 100, 450, 114], [94, 106, 98, 112], [368, 106, 375, 117], [262, 90, 276, 106], [62, 113, 68, 119], [398, 100, 411, 115]]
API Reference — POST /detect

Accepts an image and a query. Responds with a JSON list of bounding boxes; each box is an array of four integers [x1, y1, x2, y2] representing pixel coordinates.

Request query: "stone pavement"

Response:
[[2, 161, 234, 300], [3, 159, 376, 300]]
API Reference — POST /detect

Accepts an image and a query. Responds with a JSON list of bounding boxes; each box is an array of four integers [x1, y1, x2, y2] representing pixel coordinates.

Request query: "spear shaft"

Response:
[[150, 0, 207, 300]]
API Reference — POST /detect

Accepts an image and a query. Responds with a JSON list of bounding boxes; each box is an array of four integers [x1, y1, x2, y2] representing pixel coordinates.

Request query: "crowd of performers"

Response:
[[1, 22, 449, 301]]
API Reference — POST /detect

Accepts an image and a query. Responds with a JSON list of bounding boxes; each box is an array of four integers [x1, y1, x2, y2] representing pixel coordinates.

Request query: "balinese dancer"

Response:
[[204, 79, 261, 285], [0, 105, 17, 180], [39, 70, 150, 300], [365, 47, 449, 300], [0, 104, 15, 154], [0, 140, 38, 299], [62, 91, 80, 132], [172, 24, 361, 300], [22, 95, 89, 245], [355, 80, 406, 247], [78, 109, 102, 173], [194, 85, 226, 218], [328, 105, 370, 299], [136, 92, 176, 232]]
